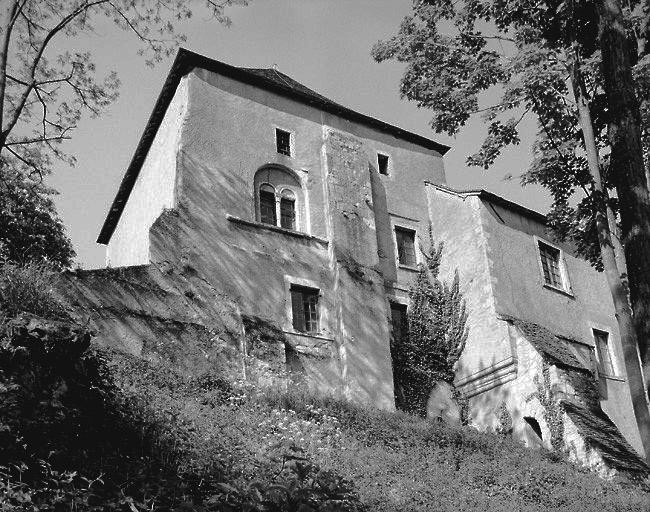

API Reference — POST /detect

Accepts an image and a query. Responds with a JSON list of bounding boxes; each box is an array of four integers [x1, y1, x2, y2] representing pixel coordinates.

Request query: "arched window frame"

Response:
[[254, 167, 303, 232]]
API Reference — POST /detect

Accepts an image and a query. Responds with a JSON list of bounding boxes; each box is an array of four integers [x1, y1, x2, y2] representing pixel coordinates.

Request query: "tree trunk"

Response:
[[571, 51, 650, 461], [596, 0, 650, 397], [0, 1, 19, 139]]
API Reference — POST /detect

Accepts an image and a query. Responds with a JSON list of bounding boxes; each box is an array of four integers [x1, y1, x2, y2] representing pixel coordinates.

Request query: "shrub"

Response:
[[256, 388, 649, 512], [0, 261, 69, 320], [392, 231, 468, 416]]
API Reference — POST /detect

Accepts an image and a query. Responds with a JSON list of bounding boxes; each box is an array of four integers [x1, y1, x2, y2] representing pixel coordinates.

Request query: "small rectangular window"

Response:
[[290, 285, 319, 333], [378, 153, 389, 175], [538, 241, 564, 289], [395, 227, 417, 267], [276, 128, 291, 156], [593, 329, 615, 376]]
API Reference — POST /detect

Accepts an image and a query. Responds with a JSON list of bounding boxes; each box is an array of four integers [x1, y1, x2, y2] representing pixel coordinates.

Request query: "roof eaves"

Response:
[[561, 401, 649, 473], [425, 183, 547, 224], [97, 50, 192, 244]]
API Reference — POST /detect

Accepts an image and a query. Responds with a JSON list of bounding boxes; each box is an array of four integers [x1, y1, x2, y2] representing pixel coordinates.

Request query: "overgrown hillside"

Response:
[[1, 263, 648, 511]]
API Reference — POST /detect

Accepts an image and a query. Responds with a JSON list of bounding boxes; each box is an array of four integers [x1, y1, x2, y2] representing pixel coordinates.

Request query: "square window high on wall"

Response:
[[276, 128, 292, 156], [290, 285, 319, 333], [377, 153, 389, 175]]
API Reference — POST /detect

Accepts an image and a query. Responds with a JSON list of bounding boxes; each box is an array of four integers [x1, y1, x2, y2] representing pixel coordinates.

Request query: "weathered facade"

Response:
[[87, 49, 646, 475]]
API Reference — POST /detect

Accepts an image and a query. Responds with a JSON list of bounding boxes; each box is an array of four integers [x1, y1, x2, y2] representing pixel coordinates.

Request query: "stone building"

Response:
[[70, 49, 646, 475]]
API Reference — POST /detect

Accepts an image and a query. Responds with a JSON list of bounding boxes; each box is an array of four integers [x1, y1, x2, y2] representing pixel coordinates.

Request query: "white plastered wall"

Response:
[[106, 77, 189, 267]]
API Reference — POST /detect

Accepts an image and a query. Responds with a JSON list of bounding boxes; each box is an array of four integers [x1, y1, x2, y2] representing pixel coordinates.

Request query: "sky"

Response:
[[48, 0, 547, 269]]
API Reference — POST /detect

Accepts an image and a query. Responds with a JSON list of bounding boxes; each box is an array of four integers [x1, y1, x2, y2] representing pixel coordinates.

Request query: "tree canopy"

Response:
[[0, 0, 247, 267], [0, 169, 74, 269], [373, 0, 650, 459], [372, 0, 649, 269]]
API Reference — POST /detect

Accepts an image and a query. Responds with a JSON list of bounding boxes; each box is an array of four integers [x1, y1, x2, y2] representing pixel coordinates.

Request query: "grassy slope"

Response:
[[106, 349, 649, 512], [1, 263, 648, 511], [262, 389, 649, 512]]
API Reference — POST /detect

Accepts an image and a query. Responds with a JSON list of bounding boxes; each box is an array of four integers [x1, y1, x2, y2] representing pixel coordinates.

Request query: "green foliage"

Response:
[[0, 170, 75, 269], [372, 0, 650, 269], [0, 265, 646, 510], [0, 261, 69, 319], [260, 388, 649, 512], [0, 0, 248, 268], [528, 361, 566, 452], [393, 232, 468, 415], [0, 289, 363, 511], [496, 401, 513, 436]]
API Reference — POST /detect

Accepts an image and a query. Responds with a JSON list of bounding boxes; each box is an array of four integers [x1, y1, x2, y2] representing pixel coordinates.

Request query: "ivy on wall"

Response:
[[527, 359, 565, 452], [392, 229, 469, 416]]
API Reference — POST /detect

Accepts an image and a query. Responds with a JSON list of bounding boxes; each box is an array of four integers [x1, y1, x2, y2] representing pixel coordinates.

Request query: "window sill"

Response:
[[283, 329, 335, 342], [398, 264, 419, 272], [226, 215, 329, 245], [599, 373, 626, 382], [543, 283, 575, 299]]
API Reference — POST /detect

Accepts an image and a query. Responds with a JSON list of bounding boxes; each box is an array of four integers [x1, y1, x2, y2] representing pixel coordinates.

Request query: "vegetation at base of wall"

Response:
[[527, 361, 566, 452], [0, 261, 70, 319], [1, 264, 648, 511], [393, 234, 469, 416]]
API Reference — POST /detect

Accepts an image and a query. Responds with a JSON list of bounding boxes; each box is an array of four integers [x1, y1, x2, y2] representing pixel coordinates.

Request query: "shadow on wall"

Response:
[[55, 264, 244, 380], [147, 147, 400, 407], [368, 162, 397, 284]]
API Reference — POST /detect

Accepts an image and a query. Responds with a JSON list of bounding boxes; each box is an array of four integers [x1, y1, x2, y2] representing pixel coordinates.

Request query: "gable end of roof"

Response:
[[97, 48, 449, 244]]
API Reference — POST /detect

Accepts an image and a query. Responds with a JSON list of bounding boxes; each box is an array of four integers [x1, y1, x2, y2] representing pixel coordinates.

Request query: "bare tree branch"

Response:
[[1, 0, 110, 144]]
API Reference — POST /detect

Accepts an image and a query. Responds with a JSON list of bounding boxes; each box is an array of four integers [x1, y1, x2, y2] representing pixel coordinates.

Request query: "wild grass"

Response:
[[0, 262, 647, 511]]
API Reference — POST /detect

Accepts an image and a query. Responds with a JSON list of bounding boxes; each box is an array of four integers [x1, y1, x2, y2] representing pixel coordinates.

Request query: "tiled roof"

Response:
[[499, 314, 588, 371], [562, 401, 649, 474], [241, 67, 344, 109], [97, 49, 449, 244]]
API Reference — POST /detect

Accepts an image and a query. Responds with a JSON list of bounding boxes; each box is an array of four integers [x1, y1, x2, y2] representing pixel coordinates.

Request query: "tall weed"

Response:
[[0, 261, 68, 320]]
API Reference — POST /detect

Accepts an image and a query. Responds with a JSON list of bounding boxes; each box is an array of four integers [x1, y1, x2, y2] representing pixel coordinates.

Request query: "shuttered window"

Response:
[[395, 227, 417, 267], [291, 286, 319, 333], [259, 185, 277, 225], [280, 189, 296, 230], [593, 329, 615, 376]]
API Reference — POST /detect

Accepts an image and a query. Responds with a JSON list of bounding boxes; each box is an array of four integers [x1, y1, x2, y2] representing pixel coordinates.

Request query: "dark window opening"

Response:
[[389, 302, 409, 412], [276, 128, 291, 156], [390, 302, 408, 346], [395, 227, 417, 267], [259, 188, 277, 225], [291, 285, 319, 333], [280, 190, 296, 230], [378, 153, 389, 175], [523, 417, 543, 442], [538, 241, 562, 288], [593, 329, 615, 375], [284, 343, 304, 381]]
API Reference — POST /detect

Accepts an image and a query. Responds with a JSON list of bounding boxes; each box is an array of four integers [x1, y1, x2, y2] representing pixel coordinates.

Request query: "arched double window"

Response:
[[254, 166, 304, 231]]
